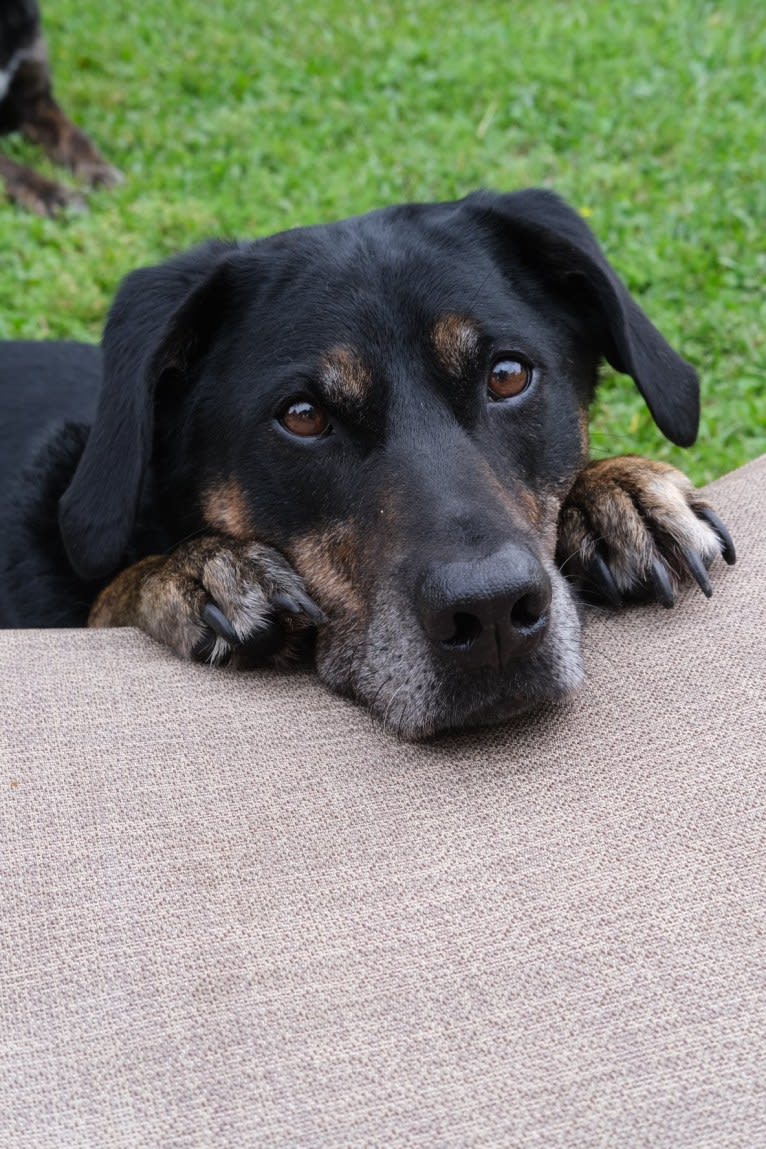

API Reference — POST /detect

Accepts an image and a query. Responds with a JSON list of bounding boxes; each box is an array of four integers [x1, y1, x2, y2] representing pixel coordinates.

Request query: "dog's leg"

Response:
[[556, 457, 736, 607], [0, 150, 84, 214], [88, 535, 325, 667], [11, 36, 122, 189]]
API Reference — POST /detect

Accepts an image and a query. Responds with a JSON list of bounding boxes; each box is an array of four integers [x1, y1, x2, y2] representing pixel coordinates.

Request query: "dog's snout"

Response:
[[416, 546, 551, 671]]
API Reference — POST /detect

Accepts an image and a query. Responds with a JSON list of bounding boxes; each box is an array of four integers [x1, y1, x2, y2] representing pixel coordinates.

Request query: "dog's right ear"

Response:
[[466, 189, 700, 448], [58, 241, 243, 581]]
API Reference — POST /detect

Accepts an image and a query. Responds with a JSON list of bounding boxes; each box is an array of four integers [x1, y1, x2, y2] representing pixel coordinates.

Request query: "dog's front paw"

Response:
[[89, 536, 325, 666], [71, 148, 124, 189], [557, 457, 736, 608], [4, 165, 86, 217]]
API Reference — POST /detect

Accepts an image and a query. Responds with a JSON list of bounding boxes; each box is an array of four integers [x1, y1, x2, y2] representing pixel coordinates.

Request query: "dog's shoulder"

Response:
[[0, 422, 95, 626], [1, 419, 174, 627]]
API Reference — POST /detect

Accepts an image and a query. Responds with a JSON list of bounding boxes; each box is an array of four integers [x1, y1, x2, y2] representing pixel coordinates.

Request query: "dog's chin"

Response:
[[313, 564, 584, 741], [372, 666, 582, 741]]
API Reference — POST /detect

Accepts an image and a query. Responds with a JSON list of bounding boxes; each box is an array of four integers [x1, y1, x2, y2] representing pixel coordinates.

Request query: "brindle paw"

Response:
[[72, 155, 124, 189], [89, 537, 325, 667], [4, 165, 86, 217], [557, 457, 736, 609], [178, 539, 325, 666]]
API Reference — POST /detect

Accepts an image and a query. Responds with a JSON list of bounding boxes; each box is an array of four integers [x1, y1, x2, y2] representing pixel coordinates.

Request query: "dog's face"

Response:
[[60, 190, 699, 737]]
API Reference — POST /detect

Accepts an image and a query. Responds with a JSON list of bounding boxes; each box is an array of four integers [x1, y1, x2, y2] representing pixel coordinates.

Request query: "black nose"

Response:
[[416, 545, 552, 671]]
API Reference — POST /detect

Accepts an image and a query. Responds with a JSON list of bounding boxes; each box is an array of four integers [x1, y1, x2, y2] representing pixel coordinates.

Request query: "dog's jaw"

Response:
[[312, 560, 584, 740]]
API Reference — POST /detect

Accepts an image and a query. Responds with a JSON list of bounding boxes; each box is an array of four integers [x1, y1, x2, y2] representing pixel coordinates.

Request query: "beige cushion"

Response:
[[1, 457, 764, 1148]]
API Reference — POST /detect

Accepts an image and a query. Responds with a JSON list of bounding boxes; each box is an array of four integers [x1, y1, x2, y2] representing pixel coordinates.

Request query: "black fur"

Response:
[[473, 190, 699, 445], [0, 1, 39, 80], [58, 241, 239, 579], [0, 188, 700, 630]]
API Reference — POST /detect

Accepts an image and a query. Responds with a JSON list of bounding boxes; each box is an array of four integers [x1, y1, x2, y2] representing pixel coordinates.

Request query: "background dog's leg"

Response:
[[557, 457, 736, 608], [0, 150, 83, 214], [9, 33, 122, 189], [89, 536, 324, 668]]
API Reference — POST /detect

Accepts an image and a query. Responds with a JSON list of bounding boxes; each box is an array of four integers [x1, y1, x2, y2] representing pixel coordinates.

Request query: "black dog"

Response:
[[0, 0, 120, 214], [0, 189, 735, 737]]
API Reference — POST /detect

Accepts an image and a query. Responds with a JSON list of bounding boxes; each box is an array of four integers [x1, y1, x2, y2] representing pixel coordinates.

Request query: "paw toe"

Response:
[[694, 506, 736, 565]]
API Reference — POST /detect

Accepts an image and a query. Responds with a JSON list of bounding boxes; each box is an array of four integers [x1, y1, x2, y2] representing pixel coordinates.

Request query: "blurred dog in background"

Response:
[[0, 0, 121, 215]]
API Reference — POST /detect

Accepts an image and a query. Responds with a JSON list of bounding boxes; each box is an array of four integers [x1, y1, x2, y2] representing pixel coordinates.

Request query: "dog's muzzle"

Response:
[[313, 536, 582, 740], [415, 543, 551, 672]]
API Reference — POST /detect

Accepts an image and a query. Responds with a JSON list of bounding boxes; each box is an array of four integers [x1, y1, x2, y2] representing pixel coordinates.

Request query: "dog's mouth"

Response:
[[312, 561, 584, 740], [362, 664, 577, 741]]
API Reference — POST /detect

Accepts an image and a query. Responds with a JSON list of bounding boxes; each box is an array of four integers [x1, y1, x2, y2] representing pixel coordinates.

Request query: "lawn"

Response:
[[1, 0, 763, 483]]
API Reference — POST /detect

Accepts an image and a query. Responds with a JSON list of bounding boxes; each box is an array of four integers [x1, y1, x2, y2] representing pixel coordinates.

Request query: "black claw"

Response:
[[201, 602, 239, 646], [650, 559, 675, 609], [293, 590, 327, 626], [696, 507, 736, 565], [681, 547, 713, 598], [271, 590, 326, 626], [271, 592, 303, 616], [587, 551, 623, 608]]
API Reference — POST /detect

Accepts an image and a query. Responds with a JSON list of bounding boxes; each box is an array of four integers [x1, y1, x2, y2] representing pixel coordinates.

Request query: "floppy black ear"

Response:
[[468, 188, 699, 448], [59, 240, 241, 581]]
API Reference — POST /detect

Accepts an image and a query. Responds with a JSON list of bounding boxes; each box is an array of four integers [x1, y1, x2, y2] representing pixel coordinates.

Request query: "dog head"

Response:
[[60, 189, 699, 736]]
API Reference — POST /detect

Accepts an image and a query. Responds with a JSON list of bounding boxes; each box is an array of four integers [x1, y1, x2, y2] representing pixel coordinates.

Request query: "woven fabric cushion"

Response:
[[1, 457, 765, 1148]]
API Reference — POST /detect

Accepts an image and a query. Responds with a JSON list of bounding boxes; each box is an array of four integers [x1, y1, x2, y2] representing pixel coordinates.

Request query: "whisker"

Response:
[[557, 535, 608, 575], [381, 678, 411, 734], [366, 674, 394, 731]]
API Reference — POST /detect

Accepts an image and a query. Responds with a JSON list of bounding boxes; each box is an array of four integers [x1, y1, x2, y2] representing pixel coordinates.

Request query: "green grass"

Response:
[[1, 0, 764, 483]]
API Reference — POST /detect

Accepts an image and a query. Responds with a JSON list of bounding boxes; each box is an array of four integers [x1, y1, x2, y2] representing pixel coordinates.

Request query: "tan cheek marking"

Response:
[[202, 480, 254, 539], [432, 314, 481, 377], [321, 346, 370, 403], [473, 459, 564, 558], [289, 525, 366, 617], [513, 486, 562, 556], [473, 457, 540, 529], [536, 491, 564, 556]]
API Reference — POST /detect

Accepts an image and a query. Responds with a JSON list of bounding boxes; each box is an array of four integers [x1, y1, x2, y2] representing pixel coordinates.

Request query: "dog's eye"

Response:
[[488, 357, 532, 401], [279, 399, 331, 439]]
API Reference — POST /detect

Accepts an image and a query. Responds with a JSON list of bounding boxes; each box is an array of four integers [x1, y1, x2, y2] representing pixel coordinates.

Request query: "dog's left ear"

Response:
[[468, 189, 699, 447], [58, 241, 243, 581]]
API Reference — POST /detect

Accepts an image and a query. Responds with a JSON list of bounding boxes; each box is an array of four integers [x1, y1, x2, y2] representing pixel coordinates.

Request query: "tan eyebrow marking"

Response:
[[320, 346, 371, 403], [432, 314, 481, 377], [202, 479, 254, 539]]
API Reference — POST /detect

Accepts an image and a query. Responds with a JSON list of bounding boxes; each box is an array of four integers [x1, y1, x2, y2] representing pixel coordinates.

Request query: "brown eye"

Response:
[[488, 357, 532, 400], [279, 399, 331, 438]]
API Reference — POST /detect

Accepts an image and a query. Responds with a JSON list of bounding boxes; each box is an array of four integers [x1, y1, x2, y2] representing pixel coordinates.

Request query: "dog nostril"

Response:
[[440, 611, 483, 650], [510, 594, 546, 632], [417, 548, 552, 670]]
